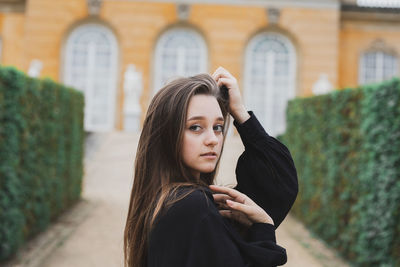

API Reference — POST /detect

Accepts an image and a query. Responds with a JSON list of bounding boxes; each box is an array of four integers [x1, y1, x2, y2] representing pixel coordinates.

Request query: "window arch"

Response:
[[63, 23, 118, 132], [359, 41, 399, 85], [244, 32, 297, 137], [153, 27, 208, 94]]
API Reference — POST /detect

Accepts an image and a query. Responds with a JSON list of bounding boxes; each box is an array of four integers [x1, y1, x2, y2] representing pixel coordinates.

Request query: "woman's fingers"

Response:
[[209, 185, 243, 201], [226, 199, 252, 215], [210, 184, 274, 225], [213, 71, 237, 91], [210, 185, 249, 207], [216, 78, 235, 90], [226, 199, 273, 225], [213, 193, 233, 210], [212, 190, 254, 217], [212, 66, 233, 79], [211, 66, 248, 122], [213, 70, 236, 83], [212, 193, 233, 202], [219, 210, 253, 227], [212, 67, 237, 90]]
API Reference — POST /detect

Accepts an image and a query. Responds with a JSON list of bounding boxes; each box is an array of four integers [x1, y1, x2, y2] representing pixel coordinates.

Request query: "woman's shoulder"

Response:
[[159, 186, 216, 224], [173, 186, 215, 214]]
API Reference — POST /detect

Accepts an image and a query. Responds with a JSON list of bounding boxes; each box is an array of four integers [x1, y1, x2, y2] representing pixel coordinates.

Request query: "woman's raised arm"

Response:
[[232, 111, 298, 228], [212, 66, 298, 228]]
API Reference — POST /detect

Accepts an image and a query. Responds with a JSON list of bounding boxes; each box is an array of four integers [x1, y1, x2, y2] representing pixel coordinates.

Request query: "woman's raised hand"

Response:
[[211, 67, 250, 124], [209, 184, 274, 227]]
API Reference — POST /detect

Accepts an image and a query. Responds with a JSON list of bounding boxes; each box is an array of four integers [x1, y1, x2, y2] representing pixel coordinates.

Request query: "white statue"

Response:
[[27, 59, 43, 78], [123, 64, 143, 132], [312, 73, 333, 95]]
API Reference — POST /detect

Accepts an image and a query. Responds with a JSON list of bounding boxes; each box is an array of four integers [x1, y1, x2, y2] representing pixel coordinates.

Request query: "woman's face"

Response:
[[182, 94, 224, 179]]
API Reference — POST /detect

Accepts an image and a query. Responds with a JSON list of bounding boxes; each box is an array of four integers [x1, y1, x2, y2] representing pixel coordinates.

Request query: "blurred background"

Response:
[[0, 0, 399, 266]]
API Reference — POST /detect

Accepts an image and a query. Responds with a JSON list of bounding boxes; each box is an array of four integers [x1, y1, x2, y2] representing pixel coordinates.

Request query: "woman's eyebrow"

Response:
[[187, 116, 224, 122]]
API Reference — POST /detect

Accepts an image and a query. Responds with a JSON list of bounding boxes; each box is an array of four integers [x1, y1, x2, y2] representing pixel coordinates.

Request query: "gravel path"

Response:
[[8, 131, 349, 267]]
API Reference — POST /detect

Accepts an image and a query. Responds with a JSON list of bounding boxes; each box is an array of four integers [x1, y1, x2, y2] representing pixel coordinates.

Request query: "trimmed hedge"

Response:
[[280, 78, 400, 266], [0, 66, 84, 261]]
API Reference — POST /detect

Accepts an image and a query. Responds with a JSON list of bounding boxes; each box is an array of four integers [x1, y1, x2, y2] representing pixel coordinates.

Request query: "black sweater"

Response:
[[147, 111, 299, 267]]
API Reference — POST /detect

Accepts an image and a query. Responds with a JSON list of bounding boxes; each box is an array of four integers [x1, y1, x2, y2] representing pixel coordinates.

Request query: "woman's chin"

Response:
[[200, 167, 217, 174], [192, 163, 218, 175]]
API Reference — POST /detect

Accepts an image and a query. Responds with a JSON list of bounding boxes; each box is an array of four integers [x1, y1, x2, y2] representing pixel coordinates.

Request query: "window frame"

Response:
[[153, 27, 208, 96], [243, 32, 297, 137], [63, 23, 119, 132]]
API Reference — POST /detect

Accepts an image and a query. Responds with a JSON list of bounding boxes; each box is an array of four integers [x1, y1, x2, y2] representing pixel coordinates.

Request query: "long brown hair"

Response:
[[123, 74, 230, 267]]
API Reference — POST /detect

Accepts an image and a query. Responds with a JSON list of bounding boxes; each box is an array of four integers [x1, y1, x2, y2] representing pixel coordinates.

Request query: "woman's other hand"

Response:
[[211, 67, 250, 124], [209, 184, 274, 227]]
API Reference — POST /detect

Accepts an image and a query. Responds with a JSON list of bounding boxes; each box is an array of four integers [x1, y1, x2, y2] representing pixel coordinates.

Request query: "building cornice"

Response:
[[0, 0, 25, 12], [104, 0, 340, 9], [341, 4, 400, 23]]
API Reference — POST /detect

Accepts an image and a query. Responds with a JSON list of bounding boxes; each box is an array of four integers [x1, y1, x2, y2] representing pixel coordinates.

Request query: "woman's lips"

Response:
[[201, 152, 217, 159]]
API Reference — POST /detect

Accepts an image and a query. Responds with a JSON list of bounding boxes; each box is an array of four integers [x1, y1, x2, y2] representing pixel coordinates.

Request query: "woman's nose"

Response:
[[204, 128, 218, 146]]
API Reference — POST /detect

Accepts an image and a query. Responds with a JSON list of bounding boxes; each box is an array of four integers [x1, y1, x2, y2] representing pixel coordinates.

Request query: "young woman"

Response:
[[124, 67, 298, 267]]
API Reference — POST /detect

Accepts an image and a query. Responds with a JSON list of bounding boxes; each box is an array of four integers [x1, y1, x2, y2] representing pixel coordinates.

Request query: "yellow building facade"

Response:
[[0, 0, 398, 133]]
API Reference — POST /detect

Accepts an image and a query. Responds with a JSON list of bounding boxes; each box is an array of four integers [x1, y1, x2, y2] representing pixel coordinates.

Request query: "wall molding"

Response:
[[105, 0, 340, 9]]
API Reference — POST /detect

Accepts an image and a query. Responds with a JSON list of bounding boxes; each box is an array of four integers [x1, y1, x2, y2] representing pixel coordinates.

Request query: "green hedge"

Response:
[[0, 66, 84, 261], [280, 78, 400, 266]]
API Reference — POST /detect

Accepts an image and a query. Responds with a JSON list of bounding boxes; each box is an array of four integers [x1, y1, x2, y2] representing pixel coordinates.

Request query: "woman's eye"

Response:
[[189, 125, 202, 131], [214, 125, 224, 132]]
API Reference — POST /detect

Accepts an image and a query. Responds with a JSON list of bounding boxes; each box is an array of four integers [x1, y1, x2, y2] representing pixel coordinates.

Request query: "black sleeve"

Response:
[[243, 223, 287, 266], [186, 212, 286, 267], [233, 111, 299, 228], [147, 190, 287, 267]]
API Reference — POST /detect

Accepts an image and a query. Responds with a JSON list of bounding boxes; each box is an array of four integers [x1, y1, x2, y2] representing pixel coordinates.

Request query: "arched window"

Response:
[[244, 32, 297, 137], [359, 48, 398, 85], [63, 23, 118, 132], [153, 28, 207, 94]]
